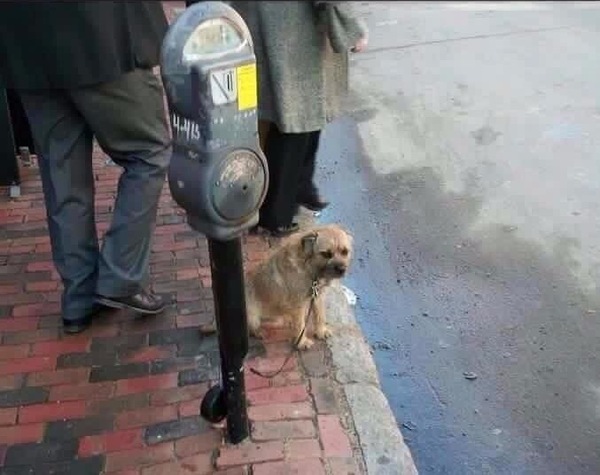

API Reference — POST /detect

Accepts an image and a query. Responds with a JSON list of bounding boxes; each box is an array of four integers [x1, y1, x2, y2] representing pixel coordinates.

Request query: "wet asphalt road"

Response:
[[315, 2, 600, 474]]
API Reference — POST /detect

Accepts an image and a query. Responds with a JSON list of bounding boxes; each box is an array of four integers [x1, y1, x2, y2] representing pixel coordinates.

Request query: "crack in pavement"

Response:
[[359, 25, 575, 55]]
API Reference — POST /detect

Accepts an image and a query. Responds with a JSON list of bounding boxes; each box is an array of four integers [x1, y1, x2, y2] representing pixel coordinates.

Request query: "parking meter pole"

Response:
[[208, 237, 249, 444]]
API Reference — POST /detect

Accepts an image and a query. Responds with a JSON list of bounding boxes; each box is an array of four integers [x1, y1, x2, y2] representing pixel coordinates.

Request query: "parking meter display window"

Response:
[[183, 18, 245, 60]]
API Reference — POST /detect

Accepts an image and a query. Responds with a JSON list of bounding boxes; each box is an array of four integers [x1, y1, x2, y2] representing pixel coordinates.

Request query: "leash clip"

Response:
[[311, 280, 320, 299]]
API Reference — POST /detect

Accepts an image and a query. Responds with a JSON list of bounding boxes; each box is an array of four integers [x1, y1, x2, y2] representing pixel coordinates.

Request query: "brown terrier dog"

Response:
[[245, 224, 353, 350]]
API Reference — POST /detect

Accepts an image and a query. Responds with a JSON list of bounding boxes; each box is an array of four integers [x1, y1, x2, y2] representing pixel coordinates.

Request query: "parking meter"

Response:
[[160, 1, 267, 445], [161, 1, 268, 240]]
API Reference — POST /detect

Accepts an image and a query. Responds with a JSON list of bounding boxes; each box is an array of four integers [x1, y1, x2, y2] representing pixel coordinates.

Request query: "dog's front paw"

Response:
[[296, 336, 314, 350], [315, 326, 332, 340]]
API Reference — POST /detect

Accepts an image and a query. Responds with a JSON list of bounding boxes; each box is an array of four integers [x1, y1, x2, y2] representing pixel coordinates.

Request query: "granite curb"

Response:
[[323, 284, 418, 475]]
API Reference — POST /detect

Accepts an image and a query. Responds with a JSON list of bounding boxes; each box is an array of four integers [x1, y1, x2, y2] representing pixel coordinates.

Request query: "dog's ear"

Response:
[[301, 232, 318, 256], [345, 229, 354, 246]]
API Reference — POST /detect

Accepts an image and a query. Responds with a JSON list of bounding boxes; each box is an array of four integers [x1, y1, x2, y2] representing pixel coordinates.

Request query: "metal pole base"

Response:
[[201, 237, 249, 444]]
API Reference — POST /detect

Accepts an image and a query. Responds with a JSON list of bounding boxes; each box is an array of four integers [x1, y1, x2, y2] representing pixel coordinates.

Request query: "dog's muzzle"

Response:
[[324, 263, 347, 278]]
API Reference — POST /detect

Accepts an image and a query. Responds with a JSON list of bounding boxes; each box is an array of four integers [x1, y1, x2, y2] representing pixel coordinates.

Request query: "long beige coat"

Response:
[[230, 1, 367, 134]]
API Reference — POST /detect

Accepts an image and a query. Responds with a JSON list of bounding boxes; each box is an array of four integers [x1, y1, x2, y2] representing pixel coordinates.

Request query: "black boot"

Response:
[[298, 187, 329, 212]]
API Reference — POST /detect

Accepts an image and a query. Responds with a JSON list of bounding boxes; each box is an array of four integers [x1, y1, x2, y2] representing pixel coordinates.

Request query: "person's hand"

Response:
[[351, 35, 368, 53]]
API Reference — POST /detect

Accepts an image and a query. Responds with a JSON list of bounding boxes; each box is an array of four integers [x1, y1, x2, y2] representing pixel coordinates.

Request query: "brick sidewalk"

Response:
[[0, 148, 364, 474]]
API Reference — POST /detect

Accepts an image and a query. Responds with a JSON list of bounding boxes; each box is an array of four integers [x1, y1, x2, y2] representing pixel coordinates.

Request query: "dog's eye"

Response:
[[320, 251, 333, 259], [340, 248, 349, 257]]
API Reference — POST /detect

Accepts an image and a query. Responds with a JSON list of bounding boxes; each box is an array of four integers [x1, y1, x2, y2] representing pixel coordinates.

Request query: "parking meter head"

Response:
[[160, 1, 268, 241]]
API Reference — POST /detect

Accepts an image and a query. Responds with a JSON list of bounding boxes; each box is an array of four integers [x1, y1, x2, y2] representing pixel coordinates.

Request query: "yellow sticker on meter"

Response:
[[236, 63, 258, 111]]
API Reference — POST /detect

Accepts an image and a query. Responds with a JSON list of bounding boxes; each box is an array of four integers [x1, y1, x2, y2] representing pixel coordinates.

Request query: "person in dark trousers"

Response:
[[0, 1, 172, 334], [231, 1, 368, 237], [6, 89, 35, 156], [257, 120, 326, 235]]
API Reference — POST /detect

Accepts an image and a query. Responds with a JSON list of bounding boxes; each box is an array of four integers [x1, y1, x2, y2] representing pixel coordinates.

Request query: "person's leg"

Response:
[[7, 89, 35, 154], [297, 130, 329, 212], [19, 91, 100, 332], [258, 124, 312, 235], [297, 130, 321, 194], [70, 68, 171, 313]]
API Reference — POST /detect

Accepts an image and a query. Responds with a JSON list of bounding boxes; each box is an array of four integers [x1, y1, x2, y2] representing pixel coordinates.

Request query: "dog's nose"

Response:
[[334, 264, 347, 275]]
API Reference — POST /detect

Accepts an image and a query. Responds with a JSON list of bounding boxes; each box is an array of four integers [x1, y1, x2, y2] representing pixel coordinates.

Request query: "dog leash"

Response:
[[249, 280, 320, 379]]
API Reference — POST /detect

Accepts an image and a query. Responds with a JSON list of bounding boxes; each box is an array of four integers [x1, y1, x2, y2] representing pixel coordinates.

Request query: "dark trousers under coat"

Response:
[[258, 121, 321, 230], [18, 69, 171, 322]]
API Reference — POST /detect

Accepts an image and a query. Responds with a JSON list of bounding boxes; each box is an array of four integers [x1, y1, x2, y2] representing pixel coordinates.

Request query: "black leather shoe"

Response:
[[96, 290, 165, 315], [264, 222, 300, 238], [62, 304, 104, 335], [298, 190, 329, 212], [63, 316, 92, 335], [272, 223, 300, 237], [251, 222, 300, 238]]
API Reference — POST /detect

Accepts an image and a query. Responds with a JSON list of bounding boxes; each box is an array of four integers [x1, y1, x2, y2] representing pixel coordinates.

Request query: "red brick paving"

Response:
[[0, 3, 364, 472], [0, 155, 363, 475]]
